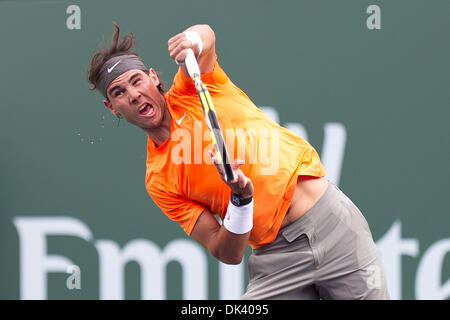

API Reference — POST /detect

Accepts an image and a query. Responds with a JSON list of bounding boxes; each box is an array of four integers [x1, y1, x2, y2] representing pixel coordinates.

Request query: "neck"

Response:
[[145, 107, 171, 148]]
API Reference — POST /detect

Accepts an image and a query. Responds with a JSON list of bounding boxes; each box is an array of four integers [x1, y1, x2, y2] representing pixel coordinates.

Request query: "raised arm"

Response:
[[167, 24, 216, 77]]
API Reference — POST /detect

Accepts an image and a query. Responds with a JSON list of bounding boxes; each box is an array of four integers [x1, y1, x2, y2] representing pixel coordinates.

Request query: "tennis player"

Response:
[[87, 23, 389, 299]]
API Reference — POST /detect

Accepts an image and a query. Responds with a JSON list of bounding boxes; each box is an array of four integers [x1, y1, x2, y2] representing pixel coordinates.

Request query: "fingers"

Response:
[[227, 158, 244, 183], [168, 33, 201, 63], [168, 39, 192, 63], [208, 150, 253, 196], [208, 151, 249, 186], [236, 171, 251, 189], [231, 158, 244, 170], [232, 170, 253, 199], [237, 171, 245, 189], [208, 150, 225, 180], [167, 33, 184, 46]]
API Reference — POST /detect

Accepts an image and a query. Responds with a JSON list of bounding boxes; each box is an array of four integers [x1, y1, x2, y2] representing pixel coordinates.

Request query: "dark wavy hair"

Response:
[[87, 22, 165, 99]]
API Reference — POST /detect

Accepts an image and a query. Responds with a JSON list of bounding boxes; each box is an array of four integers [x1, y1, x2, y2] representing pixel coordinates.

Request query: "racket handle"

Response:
[[184, 49, 200, 79]]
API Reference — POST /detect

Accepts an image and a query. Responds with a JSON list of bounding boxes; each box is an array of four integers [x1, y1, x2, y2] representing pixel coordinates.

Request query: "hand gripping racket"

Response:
[[184, 50, 235, 182]]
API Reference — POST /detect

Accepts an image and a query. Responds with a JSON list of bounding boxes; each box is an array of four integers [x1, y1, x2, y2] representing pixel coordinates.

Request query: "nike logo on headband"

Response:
[[107, 60, 121, 73]]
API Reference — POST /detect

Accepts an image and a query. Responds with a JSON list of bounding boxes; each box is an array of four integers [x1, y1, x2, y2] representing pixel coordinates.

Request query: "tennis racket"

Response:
[[184, 50, 235, 182]]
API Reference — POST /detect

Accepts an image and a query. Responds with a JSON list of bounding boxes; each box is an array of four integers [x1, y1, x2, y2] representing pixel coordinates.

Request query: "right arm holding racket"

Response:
[[168, 25, 254, 264]]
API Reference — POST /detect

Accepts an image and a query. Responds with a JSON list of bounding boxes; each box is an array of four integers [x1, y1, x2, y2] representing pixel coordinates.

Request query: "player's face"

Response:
[[103, 69, 166, 131]]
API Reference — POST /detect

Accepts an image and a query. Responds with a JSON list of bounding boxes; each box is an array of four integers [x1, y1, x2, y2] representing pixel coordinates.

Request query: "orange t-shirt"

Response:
[[145, 61, 325, 249]]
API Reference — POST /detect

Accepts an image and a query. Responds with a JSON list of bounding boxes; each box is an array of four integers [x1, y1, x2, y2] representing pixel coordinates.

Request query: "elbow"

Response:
[[220, 257, 243, 265], [218, 254, 243, 265], [210, 247, 243, 265]]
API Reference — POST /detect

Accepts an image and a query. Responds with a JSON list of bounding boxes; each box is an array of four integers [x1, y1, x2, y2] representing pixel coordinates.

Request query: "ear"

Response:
[[103, 99, 118, 115], [148, 68, 160, 86]]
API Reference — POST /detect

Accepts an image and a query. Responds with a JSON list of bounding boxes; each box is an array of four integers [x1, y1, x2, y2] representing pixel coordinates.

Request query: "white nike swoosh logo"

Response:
[[175, 112, 186, 125], [107, 60, 121, 73]]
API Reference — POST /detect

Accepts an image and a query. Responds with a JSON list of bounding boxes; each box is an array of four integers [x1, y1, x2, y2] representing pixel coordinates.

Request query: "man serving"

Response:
[[87, 23, 389, 299]]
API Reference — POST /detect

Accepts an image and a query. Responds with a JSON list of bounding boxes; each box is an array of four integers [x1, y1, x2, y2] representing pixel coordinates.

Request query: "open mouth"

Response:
[[138, 103, 155, 116]]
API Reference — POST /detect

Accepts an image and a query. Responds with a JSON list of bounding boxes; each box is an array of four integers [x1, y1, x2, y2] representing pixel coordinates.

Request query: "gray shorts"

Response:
[[242, 182, 390, 300]]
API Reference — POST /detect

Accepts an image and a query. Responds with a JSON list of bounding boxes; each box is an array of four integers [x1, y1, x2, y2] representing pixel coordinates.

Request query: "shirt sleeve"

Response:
[[170, 60, 230, 96], [148, 184, 206, 236]]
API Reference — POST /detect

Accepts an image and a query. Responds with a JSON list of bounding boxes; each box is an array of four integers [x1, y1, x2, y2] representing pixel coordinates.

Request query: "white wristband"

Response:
[[184, 30, 203, 55], [223, 199, 253, 234]]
